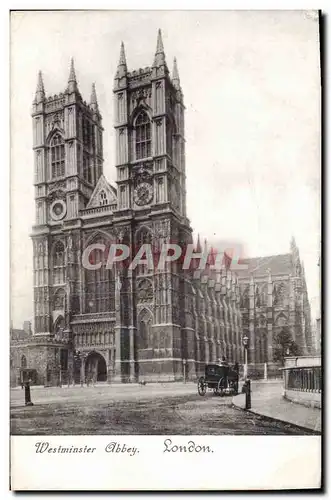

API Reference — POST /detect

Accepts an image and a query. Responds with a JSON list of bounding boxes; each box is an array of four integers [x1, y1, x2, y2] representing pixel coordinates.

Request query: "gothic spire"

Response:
[[172, 57, 180, 88], [69, 57, 76, 82], [34, 70, 45, 104], [114, 41, 128, 82], [90, 82, 99, 111], [119, 41, 127, 68], [196, 233, 202, 253], [152, 29, 167, 68], [67, 57, 79, 93]]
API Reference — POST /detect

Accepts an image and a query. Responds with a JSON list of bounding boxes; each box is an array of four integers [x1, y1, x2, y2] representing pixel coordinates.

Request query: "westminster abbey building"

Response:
[[10, 31, 313, 385]]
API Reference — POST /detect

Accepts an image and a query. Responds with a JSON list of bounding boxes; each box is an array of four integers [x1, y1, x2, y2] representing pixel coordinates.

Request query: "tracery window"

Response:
[[53, 241, 65, 284], [240, 286, 249, 309], [99, 190, 108, 206], [54, 316, 65, 340], [137, 279, 153, 303], [135, 111, 151, 160], [135, 228, 153, 276], [50, 133, 65, 179], [53, 288, 65, 310], [85, 237, 115, 313], [138, 309, 152, 350], [273, 283, 286, 306]]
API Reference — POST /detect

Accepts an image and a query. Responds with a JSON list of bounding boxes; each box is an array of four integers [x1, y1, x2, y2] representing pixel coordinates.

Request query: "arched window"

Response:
[[273, 283, 286, 306], [53, 241, 65, 284], [135, 228, 153, 276], [137, 279, 153, 303], [240, 286, 249, 309], [21, 355, 27, 368], [50, 133, 65, 179], [54, 316, 65, 340], [99, 190, 108, 206], [84, 236, 115, 313], [53, 288, 65, 310], [138, 309, 152, 349], [135, 111, 151, 160]]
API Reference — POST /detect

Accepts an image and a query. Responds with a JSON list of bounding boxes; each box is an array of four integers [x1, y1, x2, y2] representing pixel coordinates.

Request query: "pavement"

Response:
[[233, 380, 322, 433]]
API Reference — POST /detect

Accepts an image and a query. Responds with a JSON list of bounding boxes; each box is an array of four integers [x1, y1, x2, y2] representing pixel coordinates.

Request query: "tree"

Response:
[[273, 327, 300, 364]]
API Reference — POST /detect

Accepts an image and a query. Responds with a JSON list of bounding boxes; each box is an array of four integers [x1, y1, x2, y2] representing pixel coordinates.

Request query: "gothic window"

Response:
[[53, 241, 65, 285], [83, 153, 92, 183], [135, 227, 153, 276], [50, 133, 65, 179], [275, 313, 287, 328], [138, 309, 152, 349], [273, 283, 286, 306], [53, 288, 65, 310], [54, 316, 65, 339], [135, 111, 151, 160], [240, 286, 249, 309], [166, 118, 173, 159], [99, 190, 108, 206], [137, 279, 153, 303], [260, 284, 267, 307], [85, 236, 115, 313]]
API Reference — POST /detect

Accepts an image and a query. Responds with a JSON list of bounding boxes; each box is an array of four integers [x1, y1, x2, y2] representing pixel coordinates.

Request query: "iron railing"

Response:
[[285, 366, 322, 393]]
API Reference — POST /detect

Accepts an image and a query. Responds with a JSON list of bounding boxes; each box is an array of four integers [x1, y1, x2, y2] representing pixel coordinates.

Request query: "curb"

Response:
[[232, 399, 321, 435]]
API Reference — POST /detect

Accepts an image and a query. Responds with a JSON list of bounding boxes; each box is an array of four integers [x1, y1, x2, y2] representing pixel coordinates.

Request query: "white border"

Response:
[[5, 2, 327, 496]]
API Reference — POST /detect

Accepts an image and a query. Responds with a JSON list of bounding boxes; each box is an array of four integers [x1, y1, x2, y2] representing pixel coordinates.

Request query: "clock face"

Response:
[[50, 199, 66, 221], [134, 182, 153, 206]]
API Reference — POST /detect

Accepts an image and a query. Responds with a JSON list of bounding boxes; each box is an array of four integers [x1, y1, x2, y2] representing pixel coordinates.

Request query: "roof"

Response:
[[237, 253, 293, 278]]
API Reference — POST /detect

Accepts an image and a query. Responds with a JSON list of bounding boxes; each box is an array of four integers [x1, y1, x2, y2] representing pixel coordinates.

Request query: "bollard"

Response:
[[264, 362, 268, 380], [24, 381, 34, 406], [245, 378, 251, 410]]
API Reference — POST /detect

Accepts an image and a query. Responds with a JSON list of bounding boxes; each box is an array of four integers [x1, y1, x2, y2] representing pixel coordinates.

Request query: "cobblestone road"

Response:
[[10, 383, 315, 435]]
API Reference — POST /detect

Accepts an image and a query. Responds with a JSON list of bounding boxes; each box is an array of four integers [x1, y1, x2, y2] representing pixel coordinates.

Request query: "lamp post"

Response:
[[242, 335, 249, 380], [74, 350, 86, 387]]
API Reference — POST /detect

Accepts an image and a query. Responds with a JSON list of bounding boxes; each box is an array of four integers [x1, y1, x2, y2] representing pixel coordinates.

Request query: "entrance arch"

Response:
[[85, 351, 107, 382]]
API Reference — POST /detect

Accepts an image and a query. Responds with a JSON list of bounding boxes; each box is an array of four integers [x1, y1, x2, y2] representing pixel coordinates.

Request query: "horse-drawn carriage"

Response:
[[197, 362, 239, 396]]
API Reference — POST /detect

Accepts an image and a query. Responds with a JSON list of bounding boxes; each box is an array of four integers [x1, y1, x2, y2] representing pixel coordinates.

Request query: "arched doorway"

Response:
[[85, 351, 107, 383]]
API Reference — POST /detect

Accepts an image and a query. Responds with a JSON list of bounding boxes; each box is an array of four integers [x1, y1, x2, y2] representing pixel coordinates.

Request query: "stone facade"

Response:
[[237, 239, 312, 377], [10, 31, 243, 385], [11, 31, 311, 385]]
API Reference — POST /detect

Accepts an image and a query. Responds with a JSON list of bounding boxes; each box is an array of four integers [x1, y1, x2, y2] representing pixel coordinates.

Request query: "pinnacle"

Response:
[[196, 233, 202, 253], [90, 82, 98, 110], [156, 28, 164, 54], [118, 41, 127, 67], [34, 70, 45, 103], [172, 57, 180, 87], [153, 28, 167, 68], [68, 57, 77, 83], [36, 70, 44, 92]]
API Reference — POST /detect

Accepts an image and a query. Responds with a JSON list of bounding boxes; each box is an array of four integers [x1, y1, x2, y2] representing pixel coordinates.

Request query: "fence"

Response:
[[285, 366, 322, 393], [283, 360, 322, 409]]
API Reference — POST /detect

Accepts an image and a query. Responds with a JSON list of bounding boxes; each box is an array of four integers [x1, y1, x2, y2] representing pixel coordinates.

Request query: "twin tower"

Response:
[[29, 30, 243, 383]]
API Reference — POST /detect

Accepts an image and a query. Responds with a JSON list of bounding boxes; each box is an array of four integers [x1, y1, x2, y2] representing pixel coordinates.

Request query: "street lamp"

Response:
[[183, 359, 187, 384], [242, 335, 249, 380]]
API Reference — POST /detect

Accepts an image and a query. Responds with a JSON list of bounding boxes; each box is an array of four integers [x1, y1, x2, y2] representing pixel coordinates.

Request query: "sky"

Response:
[[10, 10, 321, 328]]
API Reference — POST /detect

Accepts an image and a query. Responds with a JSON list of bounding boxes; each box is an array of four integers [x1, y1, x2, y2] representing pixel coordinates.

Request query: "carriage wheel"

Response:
[[198, 377, 207, 396], [217, 378, 226, 397]]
